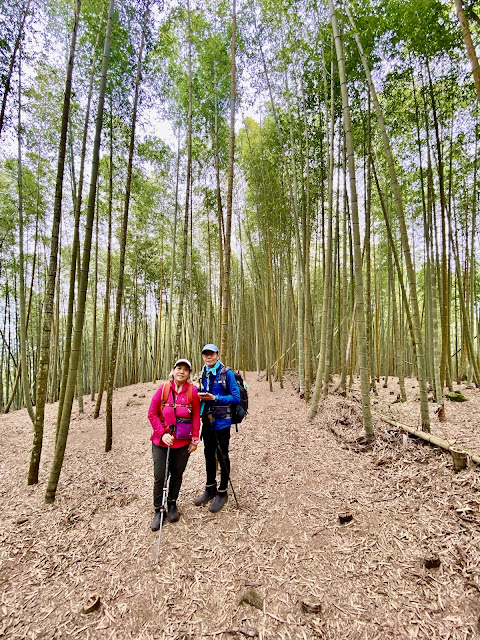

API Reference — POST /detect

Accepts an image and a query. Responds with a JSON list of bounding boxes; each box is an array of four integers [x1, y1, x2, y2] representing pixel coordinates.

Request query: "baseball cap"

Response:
[[201, 343, 219, 354], [174, 358, 192, 370]]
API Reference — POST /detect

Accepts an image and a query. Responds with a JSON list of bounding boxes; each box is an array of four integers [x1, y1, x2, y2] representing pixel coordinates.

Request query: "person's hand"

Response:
[[198, 392, 215, 401], [188, 442, 197, 453], [162, 432, 174, 446]]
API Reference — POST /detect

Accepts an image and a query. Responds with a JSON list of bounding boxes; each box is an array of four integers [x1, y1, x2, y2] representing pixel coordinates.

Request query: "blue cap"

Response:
[[202, 343, 219, 353]]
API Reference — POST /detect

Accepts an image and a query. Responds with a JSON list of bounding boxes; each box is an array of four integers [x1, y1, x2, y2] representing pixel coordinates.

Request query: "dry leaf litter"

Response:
[[1, 374, 479, 639]]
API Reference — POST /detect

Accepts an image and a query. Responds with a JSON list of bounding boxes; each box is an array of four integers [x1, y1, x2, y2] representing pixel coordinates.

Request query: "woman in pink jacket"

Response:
[[148, 358, 200, 530]]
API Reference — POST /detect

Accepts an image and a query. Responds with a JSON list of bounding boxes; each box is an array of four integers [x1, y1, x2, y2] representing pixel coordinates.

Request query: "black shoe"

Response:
[[151, 508, 167, 531], [194, 484, 216, 506], [167, 501, 180, 523], [209, 490, 228, 513], [151, 510, 161, 531]]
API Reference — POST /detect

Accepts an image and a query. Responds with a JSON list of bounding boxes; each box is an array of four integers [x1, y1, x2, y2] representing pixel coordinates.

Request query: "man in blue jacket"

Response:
[[195, 343, 241, 513]]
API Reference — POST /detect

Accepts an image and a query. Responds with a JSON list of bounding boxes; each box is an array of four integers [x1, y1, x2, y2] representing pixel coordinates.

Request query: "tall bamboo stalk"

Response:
[[29, 0, 82, 485], [346, 3, 429, 431], [16, 48, 35, 424], [309, 54, 335, 417], [174, 0, 193, 359], [329, 0, 373, 439], [220, 0, 236, 361], [105, 1, 150, 452], [45, 0, 115, 502]]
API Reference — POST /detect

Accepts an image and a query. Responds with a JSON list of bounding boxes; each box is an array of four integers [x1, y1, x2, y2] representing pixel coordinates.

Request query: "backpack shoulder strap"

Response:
[[161, 382, 170, 405], [186, 383, 193, 405], [159, 383, 171, 426], [219, 365, 230, 392]]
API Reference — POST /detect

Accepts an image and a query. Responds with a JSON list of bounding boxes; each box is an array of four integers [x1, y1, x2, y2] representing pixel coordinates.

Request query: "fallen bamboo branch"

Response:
[[272, 340, 297, 371], [377, 413, 480, 466]]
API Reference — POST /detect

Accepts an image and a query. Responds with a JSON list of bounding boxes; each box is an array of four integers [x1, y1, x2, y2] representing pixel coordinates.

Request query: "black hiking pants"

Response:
[[202, 420, 231, 492], [152, 442, 190, 508]]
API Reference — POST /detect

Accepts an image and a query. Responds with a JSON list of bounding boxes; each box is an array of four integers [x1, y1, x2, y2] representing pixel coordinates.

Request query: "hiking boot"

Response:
[[151, 508, 167, 531], [209, 490, 228, 513], [194, 484, 216, 506], [167, 501, 180, 523]]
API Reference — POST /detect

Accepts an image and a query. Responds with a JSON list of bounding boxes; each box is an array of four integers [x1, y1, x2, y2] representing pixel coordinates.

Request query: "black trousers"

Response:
[[152, 442, 190, 509], [202, 420, 231, 491]]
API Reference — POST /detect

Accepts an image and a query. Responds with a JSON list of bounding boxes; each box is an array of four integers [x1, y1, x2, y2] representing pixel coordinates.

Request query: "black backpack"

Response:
[[219, 366, 248, 429]]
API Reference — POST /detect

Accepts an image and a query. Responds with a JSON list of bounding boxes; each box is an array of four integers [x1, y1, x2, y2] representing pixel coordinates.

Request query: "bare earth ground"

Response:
[[1, 373, 480, 640]]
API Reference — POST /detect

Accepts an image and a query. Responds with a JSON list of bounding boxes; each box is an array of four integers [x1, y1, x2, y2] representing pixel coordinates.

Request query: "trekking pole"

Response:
[[214, 429, 239, 506], [156, 426, 174, 564]]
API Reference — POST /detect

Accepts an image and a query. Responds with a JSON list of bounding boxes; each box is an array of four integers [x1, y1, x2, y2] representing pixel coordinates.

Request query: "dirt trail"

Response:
[[1, 374, 479, 639]]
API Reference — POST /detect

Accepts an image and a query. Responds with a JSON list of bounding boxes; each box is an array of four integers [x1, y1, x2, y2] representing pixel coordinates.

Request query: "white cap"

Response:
[[174, 358, 192, 370]]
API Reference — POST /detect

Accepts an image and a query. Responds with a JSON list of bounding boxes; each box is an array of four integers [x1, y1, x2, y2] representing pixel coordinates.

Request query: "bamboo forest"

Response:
[[1, 0, 480, 637]]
